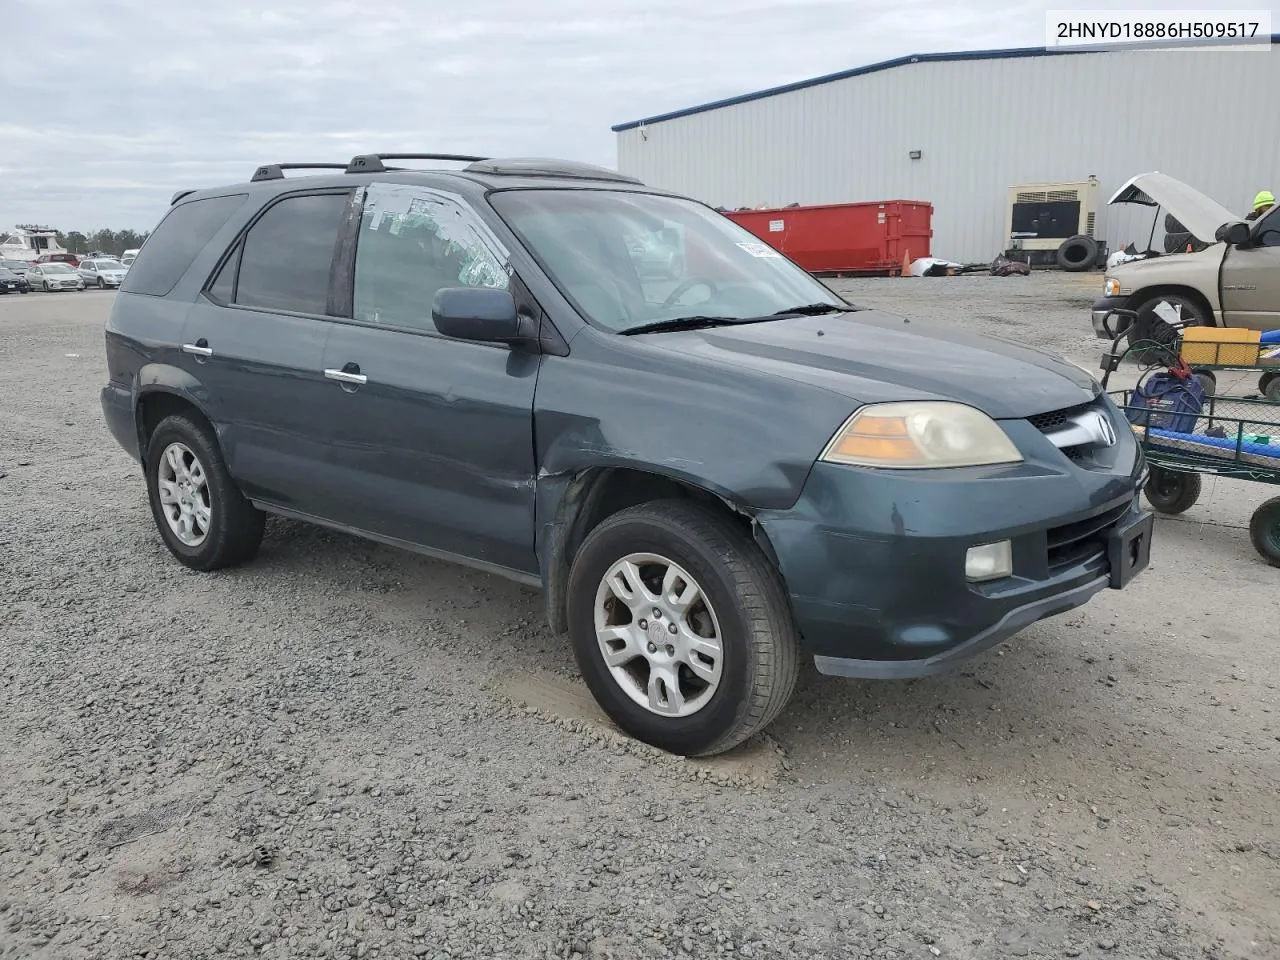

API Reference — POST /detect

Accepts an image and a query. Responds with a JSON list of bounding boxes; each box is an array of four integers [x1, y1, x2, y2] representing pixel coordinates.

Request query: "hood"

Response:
[[1109, 171, 1240, 242], [645, 311, 1098, 419]]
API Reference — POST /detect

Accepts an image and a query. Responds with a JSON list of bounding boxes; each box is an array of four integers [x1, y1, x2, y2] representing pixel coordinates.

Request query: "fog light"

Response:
[[966, 540, 1012, 582]]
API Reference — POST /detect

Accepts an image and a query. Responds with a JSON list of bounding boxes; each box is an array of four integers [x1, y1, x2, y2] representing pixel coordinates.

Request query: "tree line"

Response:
[[56, 229, 150, 258]]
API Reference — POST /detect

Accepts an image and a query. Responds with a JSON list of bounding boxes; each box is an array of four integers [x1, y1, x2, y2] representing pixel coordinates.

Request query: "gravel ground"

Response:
[[1, 274, 1277, 960]]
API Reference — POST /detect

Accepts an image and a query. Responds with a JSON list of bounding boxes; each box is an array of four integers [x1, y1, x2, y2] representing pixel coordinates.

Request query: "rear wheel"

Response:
[[1263, 375, 1280, 403], [1249, 498, 1280, 567], [1192, 371, 1216, 397], [144, 414, 265, 571], [567, 499, 799, 757], [1143, 466, 1202, 515]]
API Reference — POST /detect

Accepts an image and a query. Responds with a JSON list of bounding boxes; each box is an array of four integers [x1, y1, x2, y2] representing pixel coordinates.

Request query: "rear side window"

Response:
[[120, 193, 248, 297], [221, 192, 350, 316]]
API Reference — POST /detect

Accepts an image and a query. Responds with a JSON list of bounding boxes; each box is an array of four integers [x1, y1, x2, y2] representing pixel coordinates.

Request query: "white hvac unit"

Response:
[[1004, 176, 1106, 271]]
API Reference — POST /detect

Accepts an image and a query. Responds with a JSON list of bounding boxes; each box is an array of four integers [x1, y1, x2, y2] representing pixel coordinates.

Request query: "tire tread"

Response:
[[146, 414, 264, 571], [579, 499, 800, 756]]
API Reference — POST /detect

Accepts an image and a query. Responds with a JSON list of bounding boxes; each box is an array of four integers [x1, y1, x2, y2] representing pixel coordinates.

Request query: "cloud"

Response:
[[0, 0, 1254, 229]]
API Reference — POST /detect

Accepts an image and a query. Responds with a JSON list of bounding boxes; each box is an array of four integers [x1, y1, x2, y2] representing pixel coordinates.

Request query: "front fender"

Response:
[[1109, 246, 1225, 315]]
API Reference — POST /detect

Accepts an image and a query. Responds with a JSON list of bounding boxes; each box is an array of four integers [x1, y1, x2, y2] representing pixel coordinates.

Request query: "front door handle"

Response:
[[182, 337, 212, 357], [324, 363, 367, 385]]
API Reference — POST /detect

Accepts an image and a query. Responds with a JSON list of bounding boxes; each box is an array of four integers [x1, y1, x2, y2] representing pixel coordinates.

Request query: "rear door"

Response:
[[312, 181, 541, 576], [1221, 209, 1280, 329], [179, 189, 355, 512]]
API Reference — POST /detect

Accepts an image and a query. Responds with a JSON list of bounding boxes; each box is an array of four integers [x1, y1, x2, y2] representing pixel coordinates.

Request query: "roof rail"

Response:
[[345, 153, 489, 174], [463, 157, 643, 184], [171, 189, 196, 205], [251, 163, 349, 182]]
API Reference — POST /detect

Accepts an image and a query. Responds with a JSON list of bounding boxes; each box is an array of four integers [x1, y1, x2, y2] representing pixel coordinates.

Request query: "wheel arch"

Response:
[[134, 378, 217, 469], [1128, 284, 1219, 326], [537, 466, 785, 636]]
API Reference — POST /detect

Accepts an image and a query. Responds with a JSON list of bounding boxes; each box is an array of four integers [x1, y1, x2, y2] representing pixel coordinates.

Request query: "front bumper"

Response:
[[1092, 296, 1132, 338], [756, 443, 1151, 679]]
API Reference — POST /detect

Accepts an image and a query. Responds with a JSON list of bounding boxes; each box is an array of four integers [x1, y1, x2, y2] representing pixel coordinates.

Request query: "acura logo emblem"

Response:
[[1090, 412, 1117, 447]]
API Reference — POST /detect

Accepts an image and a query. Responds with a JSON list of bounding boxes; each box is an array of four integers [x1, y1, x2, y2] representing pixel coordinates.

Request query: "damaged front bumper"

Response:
[[1092, 296, 1132, 338], [754, 458, 1151, 679]]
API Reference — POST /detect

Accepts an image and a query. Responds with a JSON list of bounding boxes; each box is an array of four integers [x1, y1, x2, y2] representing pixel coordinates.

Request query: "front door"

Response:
[[314, 182, 541, 576], [180, 189, 354, 513], [1221, 209, 1280, 329]]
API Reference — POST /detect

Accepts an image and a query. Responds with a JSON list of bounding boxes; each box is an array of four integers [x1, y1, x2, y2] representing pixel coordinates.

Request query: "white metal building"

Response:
[[613, 39, 1280, 264]]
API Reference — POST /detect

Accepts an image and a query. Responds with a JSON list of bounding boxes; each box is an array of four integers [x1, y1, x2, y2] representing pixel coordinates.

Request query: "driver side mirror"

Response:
[[431, 288, 534, 345], [1215, 220, 1251, 246]]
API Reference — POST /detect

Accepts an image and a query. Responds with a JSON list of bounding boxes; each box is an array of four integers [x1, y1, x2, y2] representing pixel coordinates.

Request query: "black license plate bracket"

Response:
[[1107, 509, 1155, 589]]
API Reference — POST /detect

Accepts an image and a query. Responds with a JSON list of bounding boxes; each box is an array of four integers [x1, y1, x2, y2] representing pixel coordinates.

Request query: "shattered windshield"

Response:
[[489, 189, 846, 333]]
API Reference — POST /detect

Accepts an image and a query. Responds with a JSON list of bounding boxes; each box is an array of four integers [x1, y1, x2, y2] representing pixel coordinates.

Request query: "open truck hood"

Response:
[[1109, 171, 1240, 242]]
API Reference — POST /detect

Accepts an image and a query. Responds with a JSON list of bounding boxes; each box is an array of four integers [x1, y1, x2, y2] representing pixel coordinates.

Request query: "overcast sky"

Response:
[[1, 0, 1274, 231]]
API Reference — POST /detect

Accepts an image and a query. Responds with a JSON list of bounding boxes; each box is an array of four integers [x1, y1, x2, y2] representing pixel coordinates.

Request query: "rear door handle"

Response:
[[324, 367, 367, 385], [182, 338, 212, 357]]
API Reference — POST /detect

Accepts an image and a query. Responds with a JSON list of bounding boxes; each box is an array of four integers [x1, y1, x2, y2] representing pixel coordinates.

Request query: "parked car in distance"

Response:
[[0, 266, 31, 293], [28, 262, 85, 291], [101, 153, 1155, 756], [3, 258, 32, 277], [120, 248, 140, 266], [78, 258, 129, 289], [1092, 171, 1280, 346], [36, 252, 80, 267]]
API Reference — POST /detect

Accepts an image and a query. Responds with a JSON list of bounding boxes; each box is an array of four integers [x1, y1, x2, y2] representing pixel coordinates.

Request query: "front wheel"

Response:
[[1249, 497, 1280, 568], [566, 499, 800, 757], [1144, 466, 1202, 515], [1263, 375, 1280, 403], [1130, 293, 1209, 356], [98, 278, 105, 289], [144, 413, 265, 571]]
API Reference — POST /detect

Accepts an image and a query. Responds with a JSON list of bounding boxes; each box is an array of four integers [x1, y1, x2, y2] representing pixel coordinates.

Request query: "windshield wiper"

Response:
[[619, 315, 746, 335], [762, 302, 851, 317]]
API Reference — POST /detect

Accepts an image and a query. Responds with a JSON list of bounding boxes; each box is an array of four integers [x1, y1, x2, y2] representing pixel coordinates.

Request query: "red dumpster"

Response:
[[723, 201, 933, 274]]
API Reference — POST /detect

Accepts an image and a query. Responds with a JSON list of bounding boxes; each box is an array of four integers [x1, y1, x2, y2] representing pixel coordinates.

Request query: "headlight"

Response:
[[820, 401, 1024, 469], [1103, 277, 1121, 297]]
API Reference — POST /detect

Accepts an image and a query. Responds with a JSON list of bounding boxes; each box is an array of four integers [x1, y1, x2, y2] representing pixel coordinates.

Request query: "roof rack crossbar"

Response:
[[345, 153, 489, 174], [251, 163, 350, 182]]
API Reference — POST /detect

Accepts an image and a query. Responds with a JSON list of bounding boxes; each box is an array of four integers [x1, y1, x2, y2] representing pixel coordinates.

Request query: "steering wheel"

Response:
[[662, 278, 717, 307]]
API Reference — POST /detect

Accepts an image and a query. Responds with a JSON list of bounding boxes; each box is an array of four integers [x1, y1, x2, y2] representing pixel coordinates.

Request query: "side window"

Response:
[[119, 193, 248, 298], [352, 183, 509, 333], [233, 192, 350, 315], [206, 244, 238, 304]]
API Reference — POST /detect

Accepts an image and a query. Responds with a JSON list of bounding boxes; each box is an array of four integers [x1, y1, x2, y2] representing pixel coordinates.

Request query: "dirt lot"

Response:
[[1, 273, 1277, 960]]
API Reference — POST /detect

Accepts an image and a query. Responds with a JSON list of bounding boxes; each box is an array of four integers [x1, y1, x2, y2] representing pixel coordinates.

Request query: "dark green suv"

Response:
[[101, 153, 1154, 756]]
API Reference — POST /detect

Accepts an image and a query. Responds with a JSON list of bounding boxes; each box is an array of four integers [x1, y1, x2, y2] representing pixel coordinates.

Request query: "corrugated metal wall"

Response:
[[616, 49, 1280, 263]]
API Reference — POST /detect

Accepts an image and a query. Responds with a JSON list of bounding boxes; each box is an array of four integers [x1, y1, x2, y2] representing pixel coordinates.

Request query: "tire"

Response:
[[144, 413, 265, 571], [1056, 234, 1099, 272], [566, 499, 800, 757], [1143, 466, 1202, 515], [1192, 371, 1216, 397], [1263, 375, 1280, 403], [42, 281, 50, 292], [98, 278, 105, 289], [1259, 372, 1277, 395], [1130, 293, 1209, 356], [1248, 497, 1280, 568]]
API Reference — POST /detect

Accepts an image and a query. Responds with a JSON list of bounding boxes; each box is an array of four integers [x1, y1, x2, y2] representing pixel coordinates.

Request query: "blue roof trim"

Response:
[[611, 35, 1280, 132]]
